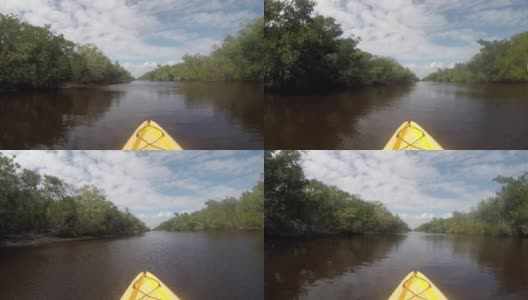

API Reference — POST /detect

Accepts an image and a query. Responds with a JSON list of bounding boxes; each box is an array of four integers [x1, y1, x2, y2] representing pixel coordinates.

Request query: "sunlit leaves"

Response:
[[140, 17, 264, 81], [154, 181, 264, 231], [424, 32, 528, 83]]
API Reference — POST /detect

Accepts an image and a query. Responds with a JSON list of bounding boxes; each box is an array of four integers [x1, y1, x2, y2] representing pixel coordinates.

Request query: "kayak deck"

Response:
[[122, 120, 183, 150], [388, 271, 448, 300], [384, 121, 443, 150], [120, 272, 181, 300]]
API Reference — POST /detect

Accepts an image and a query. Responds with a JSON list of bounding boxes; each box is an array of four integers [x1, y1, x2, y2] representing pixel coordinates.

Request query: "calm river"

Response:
[[0, 231, 263, 300], [0, 81, 263, 149], [265, 232, 528, 300], [265, 82, 528, 149]]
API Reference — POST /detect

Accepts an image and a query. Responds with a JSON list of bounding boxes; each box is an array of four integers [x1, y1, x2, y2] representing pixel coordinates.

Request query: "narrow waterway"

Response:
[[265, 82, 528, 149], [0, 81, 263, 149], [0, 231, 263, 300], [265, 232, 528, 299]]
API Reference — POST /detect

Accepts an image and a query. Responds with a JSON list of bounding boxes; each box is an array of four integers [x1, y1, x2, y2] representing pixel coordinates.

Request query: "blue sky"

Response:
[[0, 0, 263, 77], [314, 0, 528, 78], [3, 150, 263, 227], [302, 151, 528, 228], [2, 1, 525, 79]]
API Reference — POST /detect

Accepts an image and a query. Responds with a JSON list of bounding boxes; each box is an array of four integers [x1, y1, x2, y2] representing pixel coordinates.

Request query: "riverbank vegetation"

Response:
[[265, 150, 409, 236], [423, 32, 528, 82], [0, 154, 147, 243], [140, 18, 264, 81], [264, 0, 418, 91], [154, 181, 263, 231], [416, 173, 528, 237], [0, 14, 133, 90]]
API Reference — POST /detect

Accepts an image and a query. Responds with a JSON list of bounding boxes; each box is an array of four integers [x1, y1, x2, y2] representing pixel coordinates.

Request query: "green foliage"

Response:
[[263, 0, 418, 90], [154, 181, 263, 231], [422, 63, 475, 82], [264, 150, 308, 233], [140, 18, 265, 81], [264, 150, 409, 236], [423, 32, 528, 82], [416, 173, 528, 237], [69, 44, 133, 84], [0, 14, 133, 90], [0, 153, 147, 239]]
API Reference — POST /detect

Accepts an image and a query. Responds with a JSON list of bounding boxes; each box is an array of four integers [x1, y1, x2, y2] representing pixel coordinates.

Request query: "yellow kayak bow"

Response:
[[388, 271, 448, 300], [122, 120, 183, 150], [384, 121, 443, 150], [120, 272, 181, 300]]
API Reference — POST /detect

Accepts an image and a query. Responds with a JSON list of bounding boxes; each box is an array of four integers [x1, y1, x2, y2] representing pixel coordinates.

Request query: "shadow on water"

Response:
[[266, 232, 528, 299], [0, 87, 121, 149], [265, 82, 528, 149], [264, 234, 407, 299], [0, 231, 263, 300], [264, 85, 414, 149], [173, 81, 264, 149], [448, 235, 528, 298], [0, 81, 264, 149]]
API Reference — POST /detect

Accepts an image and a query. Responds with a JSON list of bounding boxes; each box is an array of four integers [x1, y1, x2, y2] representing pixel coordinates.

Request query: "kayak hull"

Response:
[[120, 272, 181, 300], [388, 271, 448, 300], [384, 121, 443, 150], [122, 120, 183, 150]]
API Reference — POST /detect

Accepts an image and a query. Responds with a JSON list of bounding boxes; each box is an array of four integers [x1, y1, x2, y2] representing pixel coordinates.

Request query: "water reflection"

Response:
[[265, 85, 414, 149], [0, 231, 263, 300], [0, 87, 121, 149], [175, 81, 264, 145], [0, 81, 263, 149], [265, 235, 406, 299], [448, 235, 528, 298], [265, 232, 528, 299], [265, 82, 528, 149]]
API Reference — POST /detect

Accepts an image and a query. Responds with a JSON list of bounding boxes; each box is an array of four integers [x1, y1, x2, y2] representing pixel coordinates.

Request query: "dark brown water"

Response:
[[265, 232, 528, 300], [0, 231, 263, 300], [265, 82, 528, 149], [0, 81, 263, 149]]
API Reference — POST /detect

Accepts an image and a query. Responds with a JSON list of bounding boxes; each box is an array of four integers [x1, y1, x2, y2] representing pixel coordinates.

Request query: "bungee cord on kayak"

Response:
[[121, 272, 181, 300], [122, 120, 184, 150], [401, 272, 433, 299], [131, 273, 163, 300], [388, 271, 448, 300], [134, 123, 167, 151], [384, 121, 444, 150], [395, 123, 429, 150]]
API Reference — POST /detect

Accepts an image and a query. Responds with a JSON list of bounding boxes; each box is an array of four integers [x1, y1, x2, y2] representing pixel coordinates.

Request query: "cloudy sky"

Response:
[[314, 0, 528, 78], [3, 150, 263, 228], [301, 151, 528, 228], [0, 0, 262, 77]]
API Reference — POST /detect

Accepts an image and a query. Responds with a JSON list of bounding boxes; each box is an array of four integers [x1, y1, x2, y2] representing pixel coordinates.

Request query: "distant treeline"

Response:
[[0, 14, 133, 90], [154, 181, 263, 231], [140, 18, 264, 81], [416, 173, 528, 237], [265, 151, 409, 236], [423, 32, 528, 82], [0, 154, 147, 240], [264, 0, 418, 90]]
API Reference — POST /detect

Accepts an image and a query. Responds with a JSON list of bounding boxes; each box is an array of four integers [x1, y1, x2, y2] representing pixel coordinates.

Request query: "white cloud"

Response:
[[431, 28, 486, 44], [312, 0, 527, 78], [314, 0, 470, 60], [2, 150, 263, 228], [0, 0, 260, 77], [136, 211, 175, 228], [121, 62, 158, 78], [301, 151, 526, 228]]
